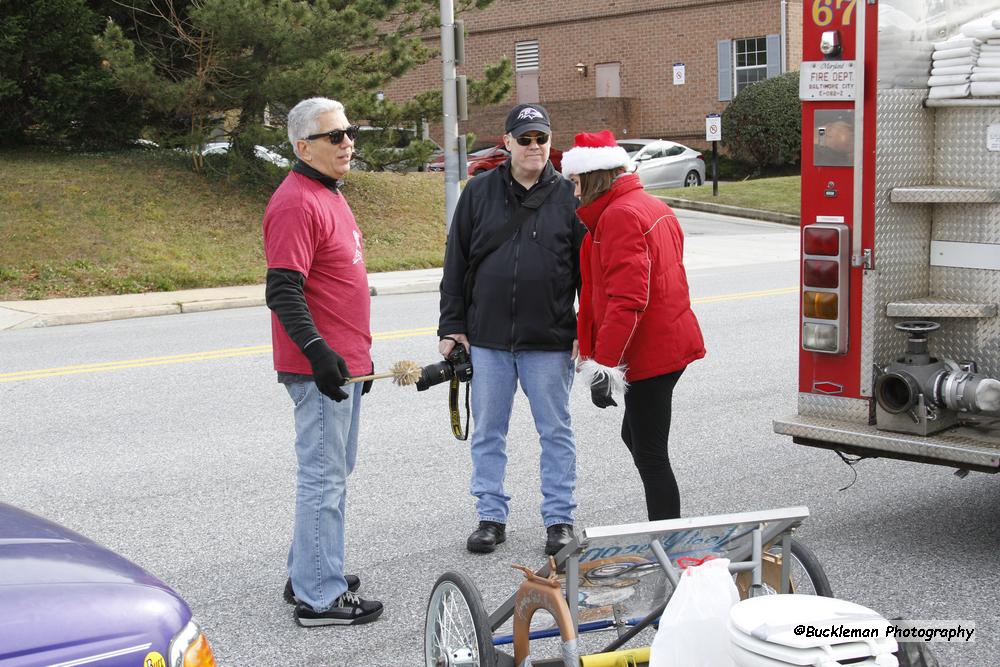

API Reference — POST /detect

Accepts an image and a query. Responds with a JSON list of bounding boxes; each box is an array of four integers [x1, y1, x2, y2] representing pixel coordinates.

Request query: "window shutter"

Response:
[[717, 40, 732, 101], [766, 34, 781, 77]]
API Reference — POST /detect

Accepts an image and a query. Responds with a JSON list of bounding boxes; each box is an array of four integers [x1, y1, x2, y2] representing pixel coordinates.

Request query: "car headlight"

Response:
[[169, 620, 216, 667]]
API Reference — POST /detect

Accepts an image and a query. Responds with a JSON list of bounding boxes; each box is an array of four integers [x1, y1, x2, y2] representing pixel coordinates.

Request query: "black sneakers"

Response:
[[294, 591, 384, 627], [544, 523, 575, 555], [283, 575, 360, 605], [466, 521, 506, 553]]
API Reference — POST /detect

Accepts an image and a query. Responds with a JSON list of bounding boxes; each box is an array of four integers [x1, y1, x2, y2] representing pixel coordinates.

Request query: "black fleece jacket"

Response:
[[438, 160, 585, 352]]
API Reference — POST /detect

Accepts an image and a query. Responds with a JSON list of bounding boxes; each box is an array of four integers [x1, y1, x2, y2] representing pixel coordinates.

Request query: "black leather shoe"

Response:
[[466, 521, 506, 553], [544, 524, 575, 555], [284, 575, 360, 604]]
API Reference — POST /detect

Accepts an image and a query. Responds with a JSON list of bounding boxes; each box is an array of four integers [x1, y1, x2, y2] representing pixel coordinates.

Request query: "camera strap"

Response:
[[449, 377, 470, 440]]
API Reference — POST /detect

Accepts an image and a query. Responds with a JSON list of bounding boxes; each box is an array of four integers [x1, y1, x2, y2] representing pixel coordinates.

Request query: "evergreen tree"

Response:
[[0, 0, 144, 147], [95, 0, 510, 171]]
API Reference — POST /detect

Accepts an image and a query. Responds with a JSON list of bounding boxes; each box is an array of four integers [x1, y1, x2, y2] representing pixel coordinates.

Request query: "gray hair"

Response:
[[287, 97, 345, 158]]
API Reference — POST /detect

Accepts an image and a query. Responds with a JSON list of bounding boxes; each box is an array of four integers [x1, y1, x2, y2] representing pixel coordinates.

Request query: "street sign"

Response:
[[706, 114, 722, 142], [673, 63, 685, 85]]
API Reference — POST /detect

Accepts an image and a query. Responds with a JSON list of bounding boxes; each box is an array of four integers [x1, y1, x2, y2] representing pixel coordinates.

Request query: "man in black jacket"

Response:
[[438, 103, 586, 555]]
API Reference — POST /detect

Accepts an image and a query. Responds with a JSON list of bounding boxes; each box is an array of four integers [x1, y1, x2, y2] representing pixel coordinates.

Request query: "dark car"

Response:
[[0, 502, 215, 667], [427, 144, 563, 176]]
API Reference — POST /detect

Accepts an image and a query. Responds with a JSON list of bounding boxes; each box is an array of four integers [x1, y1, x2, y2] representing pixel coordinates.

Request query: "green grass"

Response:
[[0, 149, 446, 300], [0, 148, 801, 301], [650, 175, 801, 216]]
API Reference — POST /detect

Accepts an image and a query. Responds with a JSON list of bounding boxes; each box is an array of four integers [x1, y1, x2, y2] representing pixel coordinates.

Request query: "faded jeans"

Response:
[[469, 346, 577, 527], [284, 380, 361, 612]]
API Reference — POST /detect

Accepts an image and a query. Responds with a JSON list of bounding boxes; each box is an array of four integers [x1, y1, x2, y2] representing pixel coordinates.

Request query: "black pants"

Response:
[[621, 368, 685, 521]]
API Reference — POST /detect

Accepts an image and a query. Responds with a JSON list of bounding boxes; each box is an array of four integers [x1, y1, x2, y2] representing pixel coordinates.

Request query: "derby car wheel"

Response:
[[764, 538, 834, 597], [425, 571, 497, 667], [737, 538, 833, 598]]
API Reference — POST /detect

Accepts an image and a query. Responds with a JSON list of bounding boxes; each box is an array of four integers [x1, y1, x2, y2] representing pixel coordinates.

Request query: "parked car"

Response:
[[352, 126, 442, 172], [0, 502, 216, 667], [618, 138, 705, 189], [202, 141, 290, 168], [427, 143, 563, 176]]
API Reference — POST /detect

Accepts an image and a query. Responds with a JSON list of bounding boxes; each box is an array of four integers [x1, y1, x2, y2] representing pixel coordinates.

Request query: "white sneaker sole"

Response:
[[295, 607, 383, 627]]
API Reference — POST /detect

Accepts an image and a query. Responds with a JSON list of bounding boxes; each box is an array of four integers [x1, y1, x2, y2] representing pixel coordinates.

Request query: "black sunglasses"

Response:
[[515, 133, 549, 146], [304, 125, 360, 145]]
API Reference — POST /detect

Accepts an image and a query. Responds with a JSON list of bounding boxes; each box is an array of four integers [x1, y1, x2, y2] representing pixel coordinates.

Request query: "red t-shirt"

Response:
[[263, 171, 371, 376]]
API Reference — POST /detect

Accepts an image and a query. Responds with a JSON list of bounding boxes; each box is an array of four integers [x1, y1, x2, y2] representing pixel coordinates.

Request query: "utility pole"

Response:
[[440, 0, 460, 233]]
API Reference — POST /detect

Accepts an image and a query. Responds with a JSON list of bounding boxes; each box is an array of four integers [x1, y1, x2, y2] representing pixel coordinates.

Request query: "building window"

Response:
[[734, 37, 768, 93], [515, 40, 539, 71]]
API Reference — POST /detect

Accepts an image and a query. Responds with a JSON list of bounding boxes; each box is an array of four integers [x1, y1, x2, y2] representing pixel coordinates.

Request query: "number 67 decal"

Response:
[[812, 0, 856, 27]]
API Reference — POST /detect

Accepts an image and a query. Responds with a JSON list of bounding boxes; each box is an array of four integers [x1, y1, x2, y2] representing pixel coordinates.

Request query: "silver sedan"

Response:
[[618, 138, 706, 189]]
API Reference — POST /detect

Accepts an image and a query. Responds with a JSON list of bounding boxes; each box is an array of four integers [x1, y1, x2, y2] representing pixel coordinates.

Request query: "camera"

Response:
[[416, 344, 473, 391]]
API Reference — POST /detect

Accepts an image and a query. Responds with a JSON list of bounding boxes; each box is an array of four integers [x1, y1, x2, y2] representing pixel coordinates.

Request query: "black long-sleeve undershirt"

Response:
[[265, 268, 322, 353]]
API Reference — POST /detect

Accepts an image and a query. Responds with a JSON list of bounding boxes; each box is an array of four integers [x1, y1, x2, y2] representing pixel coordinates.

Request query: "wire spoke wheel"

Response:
[[736, 538, 834, 598], [425, 572, 496, 667], [763, 538, 834, 597]]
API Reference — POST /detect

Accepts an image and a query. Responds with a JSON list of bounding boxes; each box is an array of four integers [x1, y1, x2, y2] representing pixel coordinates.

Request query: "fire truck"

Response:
[[773, 0, 1000, 474]]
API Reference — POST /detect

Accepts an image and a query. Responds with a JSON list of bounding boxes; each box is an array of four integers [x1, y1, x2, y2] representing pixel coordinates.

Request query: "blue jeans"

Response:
[[285, 381, 361, 612], [469, 346, 577, 527]]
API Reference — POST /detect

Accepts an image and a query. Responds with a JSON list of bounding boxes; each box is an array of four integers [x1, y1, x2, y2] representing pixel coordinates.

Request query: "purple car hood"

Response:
[[0, 503, 191, 666]]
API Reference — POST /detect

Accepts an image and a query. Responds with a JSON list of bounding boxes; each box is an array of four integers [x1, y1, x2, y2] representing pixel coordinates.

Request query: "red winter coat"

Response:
[[577, 173, 705, 382]]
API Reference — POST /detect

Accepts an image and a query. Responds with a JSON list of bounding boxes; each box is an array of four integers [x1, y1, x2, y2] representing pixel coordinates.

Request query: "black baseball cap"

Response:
[[505, 103, 551, 137]]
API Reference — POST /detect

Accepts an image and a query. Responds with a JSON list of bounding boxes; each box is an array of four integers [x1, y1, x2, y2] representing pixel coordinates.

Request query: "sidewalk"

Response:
[[0, 198, 797, 332], [0, 268, 443, 331]]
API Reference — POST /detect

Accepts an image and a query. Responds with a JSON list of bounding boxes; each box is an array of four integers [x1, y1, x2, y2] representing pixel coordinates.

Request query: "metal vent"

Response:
[[515, 40, 539, 71]]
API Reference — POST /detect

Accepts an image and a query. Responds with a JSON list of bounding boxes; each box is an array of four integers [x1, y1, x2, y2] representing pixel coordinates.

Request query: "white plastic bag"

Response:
[[648, 558, 739, 667]]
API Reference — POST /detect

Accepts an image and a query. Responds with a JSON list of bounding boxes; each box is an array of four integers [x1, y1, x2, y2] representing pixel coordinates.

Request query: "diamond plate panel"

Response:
[[774, 415, 1000, 468], [797, 393, 871, 422], [859, 270, 880, 396], [885, 297, 998, 318], [934, 108, 1000, 186], [890, 186, 1000, 203], [933, 204, 1000, 245], [868, 90, 934, 391], [927, 266, 1000, 378]]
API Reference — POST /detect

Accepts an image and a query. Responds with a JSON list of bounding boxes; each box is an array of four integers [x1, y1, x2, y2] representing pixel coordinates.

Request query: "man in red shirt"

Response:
[[263, 97, 382, 627]]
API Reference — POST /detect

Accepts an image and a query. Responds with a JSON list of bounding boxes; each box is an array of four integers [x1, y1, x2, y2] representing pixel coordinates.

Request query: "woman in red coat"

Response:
[[562, 129, 706, 521]]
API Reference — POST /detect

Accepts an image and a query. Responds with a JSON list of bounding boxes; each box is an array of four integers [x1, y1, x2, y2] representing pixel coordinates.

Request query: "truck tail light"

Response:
[[803, 291, 839, 319], [803, 227, 840, 255], [803, 259, 839, 288], [802, 323, 840, 352], [801, 223, 849, 354]]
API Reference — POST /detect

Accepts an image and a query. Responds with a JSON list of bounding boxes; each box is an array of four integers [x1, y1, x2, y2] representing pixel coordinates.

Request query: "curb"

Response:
[[180, 296, 267, 314], [658, 197, 800, 226], [369, 280, 441, 297], [0, 297, 269, 330], [1, 203, 791, 331]]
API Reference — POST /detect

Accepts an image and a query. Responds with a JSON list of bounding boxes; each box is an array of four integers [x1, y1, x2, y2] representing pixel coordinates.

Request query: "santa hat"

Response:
[[561, 129, 631, 177]]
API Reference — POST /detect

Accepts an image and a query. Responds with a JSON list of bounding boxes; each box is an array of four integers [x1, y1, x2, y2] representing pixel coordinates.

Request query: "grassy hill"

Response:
[[0, 149, 447, 300], [1, 149, 802, 301]]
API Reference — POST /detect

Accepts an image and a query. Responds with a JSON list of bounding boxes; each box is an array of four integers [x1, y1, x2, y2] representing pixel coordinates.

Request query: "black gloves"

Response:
[[590, 375, 618, 409], [303, 340, 349, 402], [362, 363, 374, 396]]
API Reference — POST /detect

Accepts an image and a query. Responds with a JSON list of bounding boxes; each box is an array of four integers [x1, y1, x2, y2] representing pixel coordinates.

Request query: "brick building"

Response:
[[386, 0, 803, 151]]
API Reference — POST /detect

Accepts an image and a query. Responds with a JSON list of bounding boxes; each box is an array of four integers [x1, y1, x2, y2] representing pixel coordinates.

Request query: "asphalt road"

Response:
[[2, 211, 996, 666]]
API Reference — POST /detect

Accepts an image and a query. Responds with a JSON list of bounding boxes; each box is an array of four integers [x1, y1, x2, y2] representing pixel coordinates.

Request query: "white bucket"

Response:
[[728, 594, 899, 667]]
